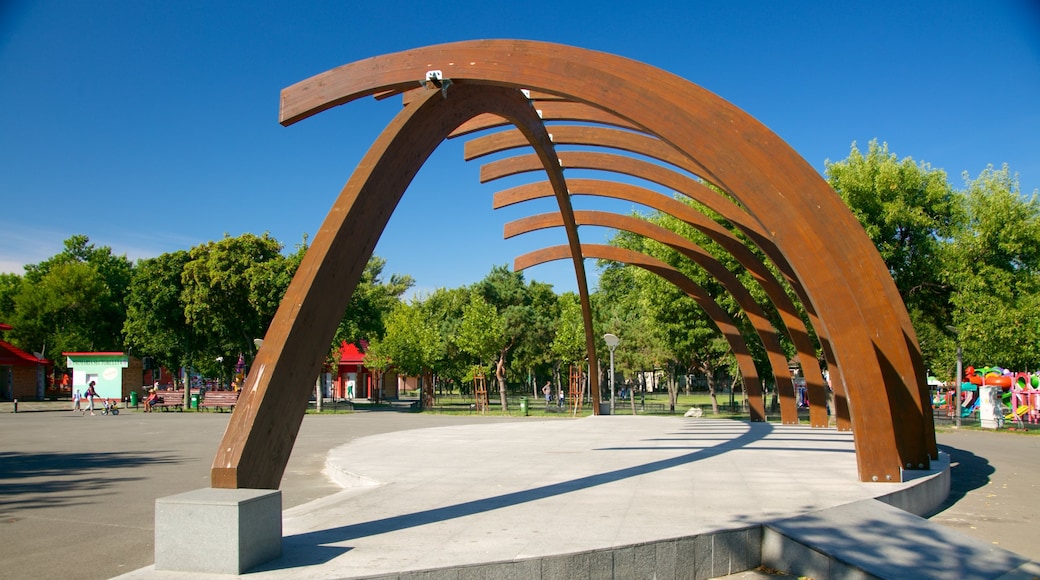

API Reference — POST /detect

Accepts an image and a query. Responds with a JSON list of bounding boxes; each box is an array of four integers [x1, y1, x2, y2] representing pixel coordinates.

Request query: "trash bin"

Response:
[[519, 396, 528, 416], [130, 390, 138, 407], [190, 394, 199, 409]]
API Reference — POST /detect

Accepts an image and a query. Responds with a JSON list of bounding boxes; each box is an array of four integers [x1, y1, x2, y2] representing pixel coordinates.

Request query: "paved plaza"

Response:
[[0, 401, 1037, 579]]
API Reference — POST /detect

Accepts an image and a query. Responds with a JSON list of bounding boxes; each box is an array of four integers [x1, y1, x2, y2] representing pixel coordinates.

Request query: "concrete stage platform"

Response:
[[120, 416, 1037, 579]]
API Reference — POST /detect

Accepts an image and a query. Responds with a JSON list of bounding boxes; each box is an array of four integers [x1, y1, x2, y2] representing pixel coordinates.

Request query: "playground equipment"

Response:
[[965, 365, 1013, 389], [938, 366, 1040, 427], [1008, 372, 1040, 426]]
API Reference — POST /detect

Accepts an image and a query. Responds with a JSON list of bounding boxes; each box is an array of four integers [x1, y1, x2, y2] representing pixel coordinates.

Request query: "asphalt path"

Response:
[[0, 403, 523, 580], [930, 428, 1040, 560], [0, 402, 1035, 579]]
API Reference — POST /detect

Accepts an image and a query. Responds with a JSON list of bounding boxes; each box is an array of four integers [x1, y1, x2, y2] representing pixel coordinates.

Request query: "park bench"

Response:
[[200, 390, 239, 412], [152, 390, 184, 411]]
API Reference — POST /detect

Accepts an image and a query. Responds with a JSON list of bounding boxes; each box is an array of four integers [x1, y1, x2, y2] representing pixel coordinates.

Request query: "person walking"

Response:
[[72, 388, 82, 412], [542, 381, 552, 405], [83, 381, 98, 416]]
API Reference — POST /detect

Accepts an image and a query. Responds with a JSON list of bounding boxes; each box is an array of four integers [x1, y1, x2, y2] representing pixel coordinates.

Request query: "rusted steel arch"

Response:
[[465, 125, 715, 182], [518, 244, 765, 410], [485, 150, 864, 433], [212, 84, 599, 489], [279, 40, 932, 480], [452, 102, 643, 138], [481, 150, 839, 426], [471, 126, 804, 313], [508, 210, 802, 423], [492, 178, 841, 428], [473, 125, 825, 356], [472, 123, 835, 427], [482, 151, 764, 239]]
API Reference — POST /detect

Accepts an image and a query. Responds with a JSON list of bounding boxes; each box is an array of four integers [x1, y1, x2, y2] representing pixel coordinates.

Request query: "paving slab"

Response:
[[116, 416, 965, 579], [764, 499, 1030, 579], [2, 402, 1036, 579]]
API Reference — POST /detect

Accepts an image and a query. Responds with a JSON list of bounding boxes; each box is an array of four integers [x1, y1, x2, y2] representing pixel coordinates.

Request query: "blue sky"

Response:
[[2, 1, 1038, 296]]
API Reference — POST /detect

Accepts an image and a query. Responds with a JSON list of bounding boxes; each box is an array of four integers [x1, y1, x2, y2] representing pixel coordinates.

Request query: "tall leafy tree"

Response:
[[548, 292, 587, 404], [550, 292, 585, 367], [180, 233, 294, 379], [826, 140, 959, 367], [9, 261, 109, 357], [333, 256, 414, 347], [467, 265, 545, 410], [420, 286, 471, 393], [8, 235, 132, 359], [366, 300, 441, 379], [606, 212, 749, 413], [595, 260, 670, 414], [0, 273, 21, 322], [456, 292, 504, 402], [510, 279, 560, 396], [946, 165, 1040, 369], [123, 250, 196, 372]]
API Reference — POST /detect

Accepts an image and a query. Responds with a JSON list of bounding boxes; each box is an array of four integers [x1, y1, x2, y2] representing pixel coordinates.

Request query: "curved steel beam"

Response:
[[493, 179, 839, 428], [517, 243, 765, 409], [482, 151, 767, 240], [212, 84, 594, 489], [451, 101, 644, 138], [509, 210, 803, 422], [475, 122, 834, 426], [278, 40, 931, 480], [484, 147, 835, 426], [465, 124, 718, 182]]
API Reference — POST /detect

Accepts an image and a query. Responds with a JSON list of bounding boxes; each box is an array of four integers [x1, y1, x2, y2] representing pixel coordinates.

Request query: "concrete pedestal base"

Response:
[[155, 488, 282, 574]]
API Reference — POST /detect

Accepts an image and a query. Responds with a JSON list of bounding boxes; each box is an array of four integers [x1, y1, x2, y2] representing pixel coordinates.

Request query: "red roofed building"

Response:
[[333, 340, 399, 400], [0, 323, 52, 400], [334, 341, 370, 399]]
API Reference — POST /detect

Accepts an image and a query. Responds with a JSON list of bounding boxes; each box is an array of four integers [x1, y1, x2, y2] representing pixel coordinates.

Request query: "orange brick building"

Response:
[[0, 323, 51, 400]]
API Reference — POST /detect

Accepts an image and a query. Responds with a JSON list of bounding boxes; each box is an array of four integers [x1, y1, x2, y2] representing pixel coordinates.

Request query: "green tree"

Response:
[[333, 256, 414, 347], [8, 261, 108, 357], [123, 250, 196, 372], [946, 165, 1040, 369], [510, 280, 560, 397], [367, 300, 442, 379], [180, 233, 296, 380], [605, 212, 748, 414], [457, 292, 505, 404], [595, 259, 669, 414], [7, 235, 132, 359], [468, 266, 546, 411], [826, 140, 960, 367], [419, 286, 471, 394], [0, 273, 21, 322], [550, 293, 585, 367]]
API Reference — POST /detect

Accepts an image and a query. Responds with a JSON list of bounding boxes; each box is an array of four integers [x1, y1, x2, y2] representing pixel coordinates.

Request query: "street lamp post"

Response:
[[603, 333, 620, 415], [947, 326, 962, 428], [954, 342, 963, 428]]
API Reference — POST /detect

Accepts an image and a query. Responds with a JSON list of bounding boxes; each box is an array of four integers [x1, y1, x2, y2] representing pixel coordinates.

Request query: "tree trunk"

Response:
[[182, 366, 191, 411], [496, 353, 509, 411], [666, 363, 679, 412], [705, 368, 720, 415], [630, 372, 639, 415]]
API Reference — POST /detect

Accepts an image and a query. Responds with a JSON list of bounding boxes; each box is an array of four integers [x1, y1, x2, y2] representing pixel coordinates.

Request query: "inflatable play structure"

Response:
[[935, 365, 1040, 427]]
